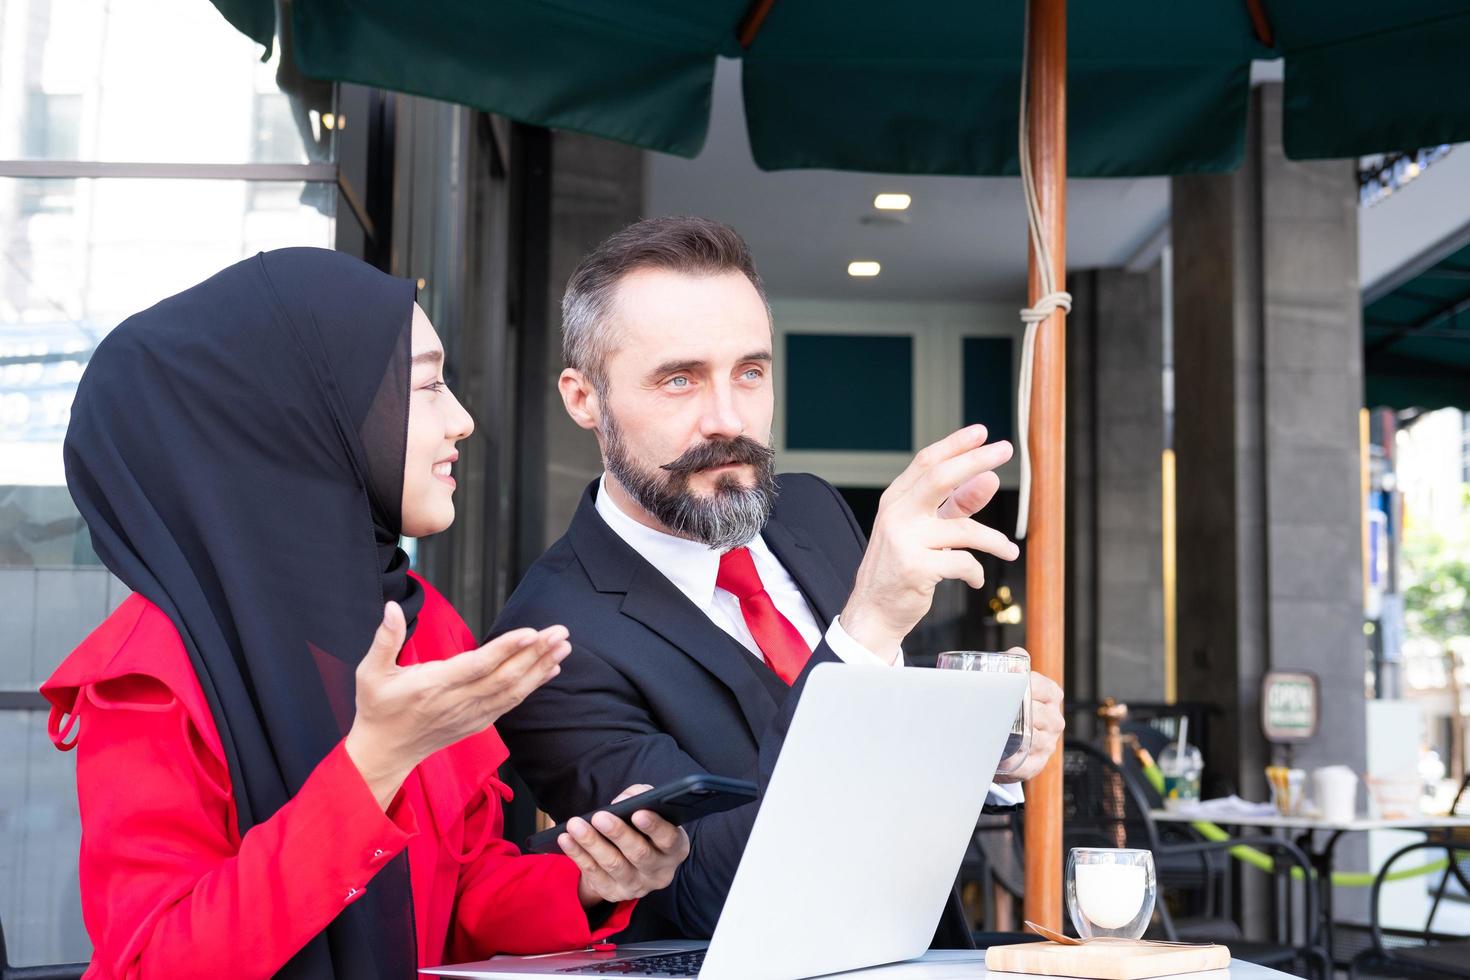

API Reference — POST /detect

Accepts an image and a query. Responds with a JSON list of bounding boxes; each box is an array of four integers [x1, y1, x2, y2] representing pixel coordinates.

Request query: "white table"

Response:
[[839, 950, 1299, 978], [1149, 811, 1470, 835], [427, 948, 1302, 979], [1150, 809, 1470, 965]]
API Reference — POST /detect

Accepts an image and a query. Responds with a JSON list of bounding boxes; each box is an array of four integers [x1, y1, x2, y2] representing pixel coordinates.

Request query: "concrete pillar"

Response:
[[1172, 83, 1366, 795], [500, 130, 643, 843], [1066, 264, 1167, 705], [541, 133, 644, 545]]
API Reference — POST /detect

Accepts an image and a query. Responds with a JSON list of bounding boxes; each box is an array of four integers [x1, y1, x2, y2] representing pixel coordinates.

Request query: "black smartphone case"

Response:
[[523, 774, 757, 854]]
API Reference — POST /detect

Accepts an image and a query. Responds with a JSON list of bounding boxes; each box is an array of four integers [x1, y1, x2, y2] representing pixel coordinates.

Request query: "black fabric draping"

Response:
[[64, 247, 424, 978]]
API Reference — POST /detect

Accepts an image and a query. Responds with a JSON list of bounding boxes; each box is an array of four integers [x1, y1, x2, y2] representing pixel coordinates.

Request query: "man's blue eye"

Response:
[[669, 377, 689, 388]]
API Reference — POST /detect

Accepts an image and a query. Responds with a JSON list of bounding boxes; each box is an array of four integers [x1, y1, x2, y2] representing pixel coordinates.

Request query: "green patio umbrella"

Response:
[[212, 0, 1470, 177], [202, 0, 1470, 928], [1364, 239, 1470, 410]]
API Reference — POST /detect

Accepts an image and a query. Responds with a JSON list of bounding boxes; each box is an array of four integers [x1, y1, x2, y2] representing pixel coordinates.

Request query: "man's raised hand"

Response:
[[840, 425, 1019, 660]]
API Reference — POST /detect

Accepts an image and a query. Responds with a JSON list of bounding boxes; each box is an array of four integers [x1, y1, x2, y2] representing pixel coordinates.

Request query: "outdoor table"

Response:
[[1150, 809, 1470, 966], [428, 948, 1308, 978], [825, 950, 1308, 978]]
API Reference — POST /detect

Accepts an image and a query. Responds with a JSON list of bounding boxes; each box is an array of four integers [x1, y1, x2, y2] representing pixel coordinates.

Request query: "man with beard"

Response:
[[492, 216, 1064, 944]]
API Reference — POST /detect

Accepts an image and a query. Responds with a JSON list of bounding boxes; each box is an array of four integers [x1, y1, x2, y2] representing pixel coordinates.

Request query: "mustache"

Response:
[[660, 436, 775, 476]]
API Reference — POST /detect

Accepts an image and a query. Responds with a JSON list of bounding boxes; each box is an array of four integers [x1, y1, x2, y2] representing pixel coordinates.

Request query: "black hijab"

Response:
[[64, 247, 425, 978]]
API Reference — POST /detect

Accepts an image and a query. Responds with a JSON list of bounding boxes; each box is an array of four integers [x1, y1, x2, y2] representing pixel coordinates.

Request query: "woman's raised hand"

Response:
[[344, 602, 570, 807]]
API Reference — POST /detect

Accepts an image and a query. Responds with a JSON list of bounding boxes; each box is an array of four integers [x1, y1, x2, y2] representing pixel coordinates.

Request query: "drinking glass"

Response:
[[1066, 848, 1157, 940], [935, 650, 1030, 775]]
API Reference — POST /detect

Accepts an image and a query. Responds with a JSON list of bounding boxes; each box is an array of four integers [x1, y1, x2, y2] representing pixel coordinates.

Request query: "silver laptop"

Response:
[[423, 662, 1027, 980]]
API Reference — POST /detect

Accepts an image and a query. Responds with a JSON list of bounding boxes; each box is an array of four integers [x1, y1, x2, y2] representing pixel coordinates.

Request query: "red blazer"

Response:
[[41, 573, 631, 979]]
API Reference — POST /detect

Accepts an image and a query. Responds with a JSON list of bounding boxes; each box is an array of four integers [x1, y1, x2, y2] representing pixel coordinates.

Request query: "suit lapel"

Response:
[[619, 565, 779, 740], [760, 518, 852, 629]]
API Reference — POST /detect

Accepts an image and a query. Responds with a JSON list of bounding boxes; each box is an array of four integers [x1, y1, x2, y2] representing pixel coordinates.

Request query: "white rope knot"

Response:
[[1014, 291, 1069, 541], [1020, 290, 1072, 325]]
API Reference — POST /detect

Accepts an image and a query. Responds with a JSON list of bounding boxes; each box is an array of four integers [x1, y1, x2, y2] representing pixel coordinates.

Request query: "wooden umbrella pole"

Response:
[[1022, 0, 1067, 932]]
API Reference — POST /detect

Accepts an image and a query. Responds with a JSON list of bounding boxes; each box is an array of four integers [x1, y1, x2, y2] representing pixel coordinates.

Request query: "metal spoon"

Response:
[[1024, 920, 1216, 949]]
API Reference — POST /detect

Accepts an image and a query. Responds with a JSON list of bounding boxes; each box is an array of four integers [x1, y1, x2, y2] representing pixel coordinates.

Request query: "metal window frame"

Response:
[[0, 159, 384, 253], [0, 160, 337, 180]]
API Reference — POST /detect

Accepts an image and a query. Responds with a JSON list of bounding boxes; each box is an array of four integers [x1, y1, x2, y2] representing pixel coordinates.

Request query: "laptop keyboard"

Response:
[[557, 949, 707, 976]]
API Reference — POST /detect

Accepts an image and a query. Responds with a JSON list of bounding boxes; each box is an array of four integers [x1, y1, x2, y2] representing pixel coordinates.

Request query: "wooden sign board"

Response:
[[1261, 670, 1319, 743]]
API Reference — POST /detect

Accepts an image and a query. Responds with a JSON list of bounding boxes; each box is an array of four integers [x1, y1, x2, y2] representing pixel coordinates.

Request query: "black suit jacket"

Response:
[[493, 474, 974, 946]]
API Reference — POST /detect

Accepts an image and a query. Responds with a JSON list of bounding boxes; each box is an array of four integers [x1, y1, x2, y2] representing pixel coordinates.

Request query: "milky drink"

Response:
[[1074, 861, 1148, 931]]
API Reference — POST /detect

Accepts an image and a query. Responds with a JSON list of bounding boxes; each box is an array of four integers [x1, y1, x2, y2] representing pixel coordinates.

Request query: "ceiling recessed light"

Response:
[[847, 261, 881, 277], [873, 193, 911, 211]]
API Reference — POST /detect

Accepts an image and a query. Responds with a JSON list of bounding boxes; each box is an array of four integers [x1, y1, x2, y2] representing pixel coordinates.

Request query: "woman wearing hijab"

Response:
[[41, 248, 689, 979]]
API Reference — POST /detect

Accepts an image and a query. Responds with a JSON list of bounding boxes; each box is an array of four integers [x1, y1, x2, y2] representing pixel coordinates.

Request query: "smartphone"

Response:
[[523, 774, 758, 855]]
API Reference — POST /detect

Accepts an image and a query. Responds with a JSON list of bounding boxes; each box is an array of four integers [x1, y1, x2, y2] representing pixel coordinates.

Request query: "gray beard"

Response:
[[601, 411, 778, 552]]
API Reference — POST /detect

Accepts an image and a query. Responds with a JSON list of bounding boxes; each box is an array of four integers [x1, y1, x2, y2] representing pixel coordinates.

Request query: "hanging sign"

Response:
[[1261, 671, 1319, 743]]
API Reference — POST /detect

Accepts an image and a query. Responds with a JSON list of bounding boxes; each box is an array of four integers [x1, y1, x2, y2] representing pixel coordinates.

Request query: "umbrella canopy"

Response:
[[213, 0, 1470, 178], [1364, 238, 1470, 410]]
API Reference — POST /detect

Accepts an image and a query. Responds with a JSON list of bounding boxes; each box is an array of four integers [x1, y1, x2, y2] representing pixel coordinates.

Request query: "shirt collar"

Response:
[[595, 474, 728, 609]]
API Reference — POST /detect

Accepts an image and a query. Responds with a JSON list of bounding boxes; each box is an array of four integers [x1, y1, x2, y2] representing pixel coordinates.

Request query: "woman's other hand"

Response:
[[344, 602, 570, 807], [562, 784, 692, 907]]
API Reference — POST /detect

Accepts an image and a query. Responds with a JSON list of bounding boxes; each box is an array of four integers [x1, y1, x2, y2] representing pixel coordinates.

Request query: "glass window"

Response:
[[962, 336, 1014, 445], [783, 333, 913, 452], [0, 0, 333, 165], [0, 709, 90, 966], [1, 176, 335, 484], [23, 92, 82, 159]]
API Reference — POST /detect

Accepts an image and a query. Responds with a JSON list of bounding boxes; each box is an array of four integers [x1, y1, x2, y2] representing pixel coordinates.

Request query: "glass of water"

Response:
[[1066, 848, 1157, 940], [935, 650, 1031, 775]]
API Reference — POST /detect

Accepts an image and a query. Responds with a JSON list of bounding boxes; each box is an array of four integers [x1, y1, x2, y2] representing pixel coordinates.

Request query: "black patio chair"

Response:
[[1427, 770, 1470, 923], [1063, 737, 1236, 901], [1118, 722, 1229, 909], [1348, 838, 1470, 980], [0, 916, 87, 980], [1063, 740, 1328, 979], [963, 807, 1028, 939]]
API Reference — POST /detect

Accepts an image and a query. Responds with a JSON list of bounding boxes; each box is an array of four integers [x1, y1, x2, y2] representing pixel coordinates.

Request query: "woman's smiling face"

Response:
[[401, 303, 474, 538]]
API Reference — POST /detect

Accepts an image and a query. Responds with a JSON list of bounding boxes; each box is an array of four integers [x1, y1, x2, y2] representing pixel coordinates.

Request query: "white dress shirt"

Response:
[[594, 475, 1024, 806]]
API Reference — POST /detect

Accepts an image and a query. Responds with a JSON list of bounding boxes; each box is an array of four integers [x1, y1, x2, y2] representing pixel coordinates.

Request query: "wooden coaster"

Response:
[[985, 940, 1232, 979]]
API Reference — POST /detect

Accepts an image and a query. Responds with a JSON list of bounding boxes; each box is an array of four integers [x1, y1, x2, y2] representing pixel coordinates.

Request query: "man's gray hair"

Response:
[[561, 216, 770, 392]]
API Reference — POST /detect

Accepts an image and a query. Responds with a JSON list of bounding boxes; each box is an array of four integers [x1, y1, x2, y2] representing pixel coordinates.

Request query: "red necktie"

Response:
[[716, 546, 812, 685]]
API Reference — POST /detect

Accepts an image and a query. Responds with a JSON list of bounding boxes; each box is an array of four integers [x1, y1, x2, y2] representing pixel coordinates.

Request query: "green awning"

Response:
[[209, 1, 1470, 178], [1364, 240, 1470, 410]]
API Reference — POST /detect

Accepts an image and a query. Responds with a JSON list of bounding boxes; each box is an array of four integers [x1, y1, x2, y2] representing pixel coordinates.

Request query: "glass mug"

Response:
[[935, 650, 1031, 775], [1066, 848, 1157, 940]]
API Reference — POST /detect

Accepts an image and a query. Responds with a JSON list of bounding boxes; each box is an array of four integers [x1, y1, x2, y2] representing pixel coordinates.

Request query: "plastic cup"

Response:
[[1159, 743, 1204, 811], [1313, 766, 1358, 824]]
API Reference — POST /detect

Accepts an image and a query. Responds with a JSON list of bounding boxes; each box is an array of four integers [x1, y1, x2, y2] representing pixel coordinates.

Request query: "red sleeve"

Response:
[[74, 676, 418, 980], [410, 576, 636, 958], [447, 791, 635, 960]]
